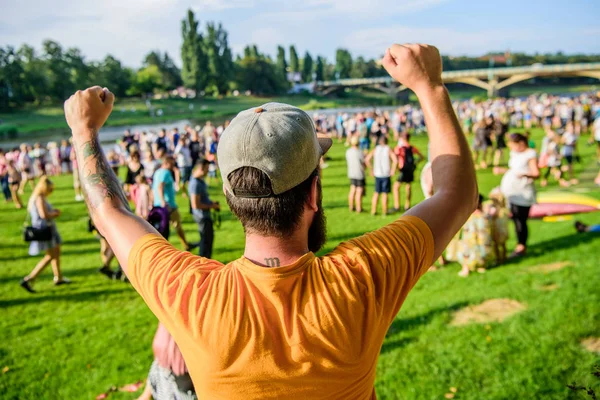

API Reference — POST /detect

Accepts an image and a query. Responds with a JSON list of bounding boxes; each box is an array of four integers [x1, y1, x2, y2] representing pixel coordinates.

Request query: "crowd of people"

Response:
[[1, 93, 599, 285], [334, 92, 600, 276], [0, 120, 226, 293]]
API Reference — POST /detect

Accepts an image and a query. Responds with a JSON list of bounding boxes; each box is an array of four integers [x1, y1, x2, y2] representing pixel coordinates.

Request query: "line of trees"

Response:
[[2, 7, 600, 111]]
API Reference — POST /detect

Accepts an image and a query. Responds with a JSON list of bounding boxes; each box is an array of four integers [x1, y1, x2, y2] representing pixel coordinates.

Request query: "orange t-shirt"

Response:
[[128, 216, 434, 399]]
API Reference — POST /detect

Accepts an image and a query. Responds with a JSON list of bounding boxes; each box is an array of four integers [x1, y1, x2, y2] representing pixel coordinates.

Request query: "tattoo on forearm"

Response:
[[77, 135, 130, 213], [264, 257, 280, 267]]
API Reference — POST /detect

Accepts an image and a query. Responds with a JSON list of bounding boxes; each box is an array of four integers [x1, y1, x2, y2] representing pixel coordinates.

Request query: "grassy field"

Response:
[[0, 128, 599, 399]]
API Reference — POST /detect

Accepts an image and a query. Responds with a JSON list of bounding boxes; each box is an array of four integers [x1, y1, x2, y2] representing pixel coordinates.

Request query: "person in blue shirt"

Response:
[[152, 156, 189, 250], [188, 160, 220, 257]]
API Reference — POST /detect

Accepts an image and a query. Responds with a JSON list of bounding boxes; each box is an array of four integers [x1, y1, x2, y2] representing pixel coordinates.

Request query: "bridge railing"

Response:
[[316, 62, 600, 88]]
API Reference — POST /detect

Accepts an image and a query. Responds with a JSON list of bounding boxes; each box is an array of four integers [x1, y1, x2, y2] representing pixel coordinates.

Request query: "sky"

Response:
[[1, 0, 600, 68]]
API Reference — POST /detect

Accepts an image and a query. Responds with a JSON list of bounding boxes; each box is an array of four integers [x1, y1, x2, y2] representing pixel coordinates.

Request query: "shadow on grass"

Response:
[[502, 231, 600, 267], [0, 288, 131, 308], [0, 265, 114, 284], [381, 302, 468, 354]]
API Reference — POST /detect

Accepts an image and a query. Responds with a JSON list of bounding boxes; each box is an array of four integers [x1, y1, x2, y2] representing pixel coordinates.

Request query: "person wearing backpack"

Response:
[[393, 132, 424, 212]]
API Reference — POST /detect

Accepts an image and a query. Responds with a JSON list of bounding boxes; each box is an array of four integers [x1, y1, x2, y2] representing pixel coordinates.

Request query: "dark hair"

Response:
[[509, 133, 528, 144], [226, 167, 319, 237]]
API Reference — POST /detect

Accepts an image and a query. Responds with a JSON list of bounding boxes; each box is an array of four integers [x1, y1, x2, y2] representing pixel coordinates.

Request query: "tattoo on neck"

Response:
[[264, 257, 281, 267], [78, 136, 130, 213]]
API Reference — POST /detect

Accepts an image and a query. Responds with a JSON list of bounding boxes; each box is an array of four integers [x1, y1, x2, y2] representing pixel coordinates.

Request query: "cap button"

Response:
[[255, 107, 264, 113]]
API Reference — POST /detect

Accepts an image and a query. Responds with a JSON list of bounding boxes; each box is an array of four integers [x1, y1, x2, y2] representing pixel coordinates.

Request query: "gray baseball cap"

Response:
[[218, 102, 332, 197]]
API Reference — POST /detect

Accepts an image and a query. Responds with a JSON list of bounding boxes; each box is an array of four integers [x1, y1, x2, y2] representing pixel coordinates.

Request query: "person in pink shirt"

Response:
[[131, 174, 152, 219], [137, 323, 196, 400], [0, 148, 11, 203]]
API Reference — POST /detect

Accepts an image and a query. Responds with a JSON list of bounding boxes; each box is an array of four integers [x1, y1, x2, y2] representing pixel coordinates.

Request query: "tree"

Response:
[[335, 48, 353, 79], [203, 22, 234, 95], [350, 56, 368, 79], [42, 40, 73, 100], [65, 47, 91, 90], [302, 51, 313, 82], [289, 45, 299, 73], [144, 51, 182, 90], [0, 46, 28, 110], [235, 45, 285, 95], [129, 65, 163, 96], [98, 55, 133, 98], [181, 9, 208, 93], [17, 44, 49, 104], [213, 23, 234, 94], [276, 45, 287, 81], [314, 56, 325, 82]]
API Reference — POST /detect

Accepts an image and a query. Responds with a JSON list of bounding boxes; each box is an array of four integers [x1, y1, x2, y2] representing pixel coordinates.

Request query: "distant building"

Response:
[[479, 51, 512, 66]]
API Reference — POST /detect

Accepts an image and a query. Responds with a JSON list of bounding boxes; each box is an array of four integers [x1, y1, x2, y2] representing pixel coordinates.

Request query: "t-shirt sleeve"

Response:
[[127, 234, 223, 331], [327, 216, 434, 326]]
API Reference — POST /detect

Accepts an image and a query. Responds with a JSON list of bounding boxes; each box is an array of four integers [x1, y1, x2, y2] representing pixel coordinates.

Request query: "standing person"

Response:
[[561, 123, 578, 184], [188, 129, 203, 168], [59, 140, 72, 174], [152, 156, 190, 250], [345, 136, 366, 213], [392, 132, 423, 212], [366, 136, 397, 216], [124, 151, 144, 195], [188, 161, 220, 258], [594, 114, 600, 163], [17, 144, 34, 195], [132, 174, 152, 220], [7, 160, 24, 208], [65, 43, 477, 399], [70, 142, 84, 201], [175, 136, 193, 197], [141, 151, 159, 184], [20, 176, 70, 293], [500, 133, 540, 257], [492, 113, 508, 168], [473, 118, 493, 169], [0, 149, 11, 203]]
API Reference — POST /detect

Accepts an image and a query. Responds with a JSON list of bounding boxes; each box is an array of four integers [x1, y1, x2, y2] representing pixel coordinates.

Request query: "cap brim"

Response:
[[317, 136, 333, 155]]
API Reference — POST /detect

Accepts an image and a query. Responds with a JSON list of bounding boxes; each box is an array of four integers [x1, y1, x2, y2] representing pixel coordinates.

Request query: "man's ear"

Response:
[[308, 175, 319, 212]]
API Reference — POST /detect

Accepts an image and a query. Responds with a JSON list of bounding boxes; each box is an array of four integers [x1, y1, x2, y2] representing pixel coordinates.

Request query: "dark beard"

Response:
[[308, 201, 327, 253]]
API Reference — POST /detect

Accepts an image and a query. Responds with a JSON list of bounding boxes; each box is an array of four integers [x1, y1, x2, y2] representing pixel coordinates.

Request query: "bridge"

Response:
[[315, 63, 600, 97]]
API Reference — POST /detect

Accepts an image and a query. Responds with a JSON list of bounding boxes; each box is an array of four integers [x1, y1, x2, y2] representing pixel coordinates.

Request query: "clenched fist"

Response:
[[381, 44, 443, 95], [64, 86, 114, 138]]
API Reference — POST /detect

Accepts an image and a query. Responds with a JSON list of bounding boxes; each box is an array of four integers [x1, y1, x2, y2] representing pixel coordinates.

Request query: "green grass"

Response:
[[0, 128, 599, 399]]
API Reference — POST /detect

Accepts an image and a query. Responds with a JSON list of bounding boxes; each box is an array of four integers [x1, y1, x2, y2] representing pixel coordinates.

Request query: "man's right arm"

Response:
[[382, 44, 478, 262]]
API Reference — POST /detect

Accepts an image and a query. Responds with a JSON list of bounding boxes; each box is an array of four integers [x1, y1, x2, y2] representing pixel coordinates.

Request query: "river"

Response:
[[1, 105, 399, 149]]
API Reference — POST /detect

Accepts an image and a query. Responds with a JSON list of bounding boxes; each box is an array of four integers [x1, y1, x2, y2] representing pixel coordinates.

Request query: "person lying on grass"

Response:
[[64, 43, 478, 400]]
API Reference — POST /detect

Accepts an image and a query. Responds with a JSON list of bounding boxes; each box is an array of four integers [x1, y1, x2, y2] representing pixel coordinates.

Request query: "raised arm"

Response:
[[382, 44, 478, 260], [64, 86, 157, 275]]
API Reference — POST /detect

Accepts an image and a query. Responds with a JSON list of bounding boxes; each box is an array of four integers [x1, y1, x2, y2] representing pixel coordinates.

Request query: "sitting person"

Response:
[[456, 195, 493, 277], [484, 187, 510, 265], [574, 221, 600, 234]]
